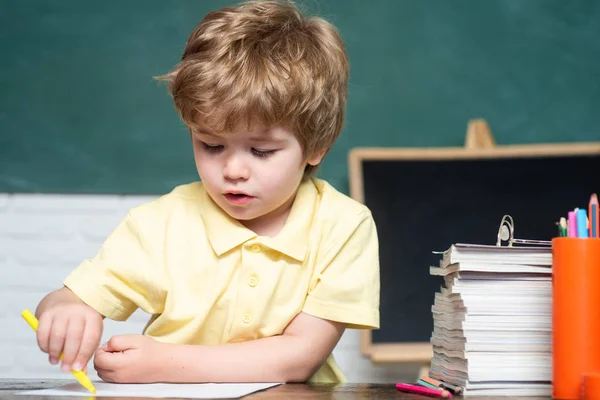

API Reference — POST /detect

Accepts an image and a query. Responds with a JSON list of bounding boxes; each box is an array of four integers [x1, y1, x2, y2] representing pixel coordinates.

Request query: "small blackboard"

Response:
[[348, 140, 600, 364]]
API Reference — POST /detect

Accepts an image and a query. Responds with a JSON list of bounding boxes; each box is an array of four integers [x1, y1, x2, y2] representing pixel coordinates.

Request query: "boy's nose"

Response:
[[223, 155, 249, 181]]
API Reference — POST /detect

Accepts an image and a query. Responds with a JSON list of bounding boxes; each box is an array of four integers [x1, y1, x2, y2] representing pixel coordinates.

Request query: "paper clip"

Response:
[[496, 214, 552, 247]]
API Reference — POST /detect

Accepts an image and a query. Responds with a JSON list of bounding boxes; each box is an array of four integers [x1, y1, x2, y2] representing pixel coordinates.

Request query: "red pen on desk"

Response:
[[396, 382, 452, 398]]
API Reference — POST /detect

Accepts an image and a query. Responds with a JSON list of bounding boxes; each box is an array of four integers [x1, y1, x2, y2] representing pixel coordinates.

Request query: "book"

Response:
[[428, 242, 552, 397], [435, 243, 552, 268]]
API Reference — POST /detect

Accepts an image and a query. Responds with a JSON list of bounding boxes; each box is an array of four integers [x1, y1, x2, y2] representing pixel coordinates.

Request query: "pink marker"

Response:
[[568, 211, 578, 238], [396, 382, 452, 398]]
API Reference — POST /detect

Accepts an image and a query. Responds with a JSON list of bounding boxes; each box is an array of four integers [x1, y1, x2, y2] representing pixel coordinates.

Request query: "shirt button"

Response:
[[250, 244, 261, 253], [248, 276, 258, 287], [242, 313, 252, 324]]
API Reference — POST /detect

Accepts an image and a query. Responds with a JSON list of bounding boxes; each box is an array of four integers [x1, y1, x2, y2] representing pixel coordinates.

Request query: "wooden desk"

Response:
[[0, 380, 551, 399]]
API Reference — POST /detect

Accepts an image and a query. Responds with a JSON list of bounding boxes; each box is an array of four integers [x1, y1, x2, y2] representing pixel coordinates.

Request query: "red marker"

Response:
[[396, 382, 452, 398]]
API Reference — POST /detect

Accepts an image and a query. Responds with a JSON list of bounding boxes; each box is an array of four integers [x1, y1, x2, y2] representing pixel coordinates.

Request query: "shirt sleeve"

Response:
[[302, 211, 380, 329], [63, 212, 163, 321]]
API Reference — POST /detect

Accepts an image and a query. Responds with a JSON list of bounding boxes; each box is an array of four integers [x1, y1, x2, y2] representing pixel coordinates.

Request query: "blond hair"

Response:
[[158, 0, 349, 175]]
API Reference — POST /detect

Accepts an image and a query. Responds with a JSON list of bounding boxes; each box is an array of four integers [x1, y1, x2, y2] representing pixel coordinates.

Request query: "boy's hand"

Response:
[[37, 301, 103, 373], [94, 334, 165, 383]]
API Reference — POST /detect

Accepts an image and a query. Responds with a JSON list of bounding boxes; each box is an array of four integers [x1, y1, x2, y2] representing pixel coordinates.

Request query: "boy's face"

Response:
[[191, 124, 324, 232]]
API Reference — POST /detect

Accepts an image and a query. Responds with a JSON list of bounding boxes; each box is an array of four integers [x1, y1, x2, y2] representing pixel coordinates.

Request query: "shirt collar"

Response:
[[260, 179, 318, 261], [199, 179, 318, 261]]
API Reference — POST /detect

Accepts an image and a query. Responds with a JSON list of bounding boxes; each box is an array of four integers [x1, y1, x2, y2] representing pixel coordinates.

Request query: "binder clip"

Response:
[[496, 214, 552, 247]]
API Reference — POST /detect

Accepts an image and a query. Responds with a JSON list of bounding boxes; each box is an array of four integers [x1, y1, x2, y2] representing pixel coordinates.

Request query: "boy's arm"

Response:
[[165, 312, 345, 383], [98, 312, 345, 383]]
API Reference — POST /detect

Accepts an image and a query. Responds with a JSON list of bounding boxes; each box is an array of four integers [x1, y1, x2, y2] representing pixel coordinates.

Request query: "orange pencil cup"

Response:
[[583, 373, 600, 400], [553, 238, 600, 399]]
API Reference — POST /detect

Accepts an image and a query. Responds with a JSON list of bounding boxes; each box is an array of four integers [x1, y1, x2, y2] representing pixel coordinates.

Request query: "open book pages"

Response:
[[428, 243, 552, 396]]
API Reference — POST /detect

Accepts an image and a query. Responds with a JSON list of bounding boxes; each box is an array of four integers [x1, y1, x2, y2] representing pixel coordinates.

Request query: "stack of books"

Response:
[[428, 243, 553, 397]]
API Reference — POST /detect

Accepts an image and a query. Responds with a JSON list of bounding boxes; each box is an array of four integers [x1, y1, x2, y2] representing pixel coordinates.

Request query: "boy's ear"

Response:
[[307, 149, 328, 166]]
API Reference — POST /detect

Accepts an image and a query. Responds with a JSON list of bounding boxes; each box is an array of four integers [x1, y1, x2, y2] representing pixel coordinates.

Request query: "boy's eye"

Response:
[[201, 142, 224, 153], [251, 148, 276, 158]]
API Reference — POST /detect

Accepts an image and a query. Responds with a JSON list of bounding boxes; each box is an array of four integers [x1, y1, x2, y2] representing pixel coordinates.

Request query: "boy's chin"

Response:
[[220, 204, 263, 221]]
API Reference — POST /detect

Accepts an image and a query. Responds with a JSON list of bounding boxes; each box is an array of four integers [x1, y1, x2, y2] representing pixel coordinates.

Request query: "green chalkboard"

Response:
[[1, 0, 599, 194]]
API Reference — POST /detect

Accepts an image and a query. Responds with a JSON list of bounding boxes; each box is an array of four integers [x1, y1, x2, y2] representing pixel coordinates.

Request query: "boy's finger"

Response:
[[102, 334, 139, 352], [36, 313, 52, 354], [61, 318, 84, 371], [74, 319, 102, 371], [47, 318, 67, 365]]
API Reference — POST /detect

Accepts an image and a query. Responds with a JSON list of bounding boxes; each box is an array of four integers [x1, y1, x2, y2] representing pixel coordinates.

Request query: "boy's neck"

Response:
[[240, 191, 298, 237]]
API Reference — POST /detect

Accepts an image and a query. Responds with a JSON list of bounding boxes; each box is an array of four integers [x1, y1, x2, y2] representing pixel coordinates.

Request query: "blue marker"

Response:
[[576, 208, 588, 238]]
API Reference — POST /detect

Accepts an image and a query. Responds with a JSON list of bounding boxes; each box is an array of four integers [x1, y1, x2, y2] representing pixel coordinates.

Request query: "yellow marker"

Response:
[[21, 309, 97, 394]]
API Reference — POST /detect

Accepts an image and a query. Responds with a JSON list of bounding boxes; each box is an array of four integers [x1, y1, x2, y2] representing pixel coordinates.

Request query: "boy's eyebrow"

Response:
[[194, 130, 287, 144], [247, 136, 287, 144], [193, 129, 216, 136]]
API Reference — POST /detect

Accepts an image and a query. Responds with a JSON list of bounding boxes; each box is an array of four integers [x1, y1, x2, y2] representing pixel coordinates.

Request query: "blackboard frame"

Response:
[[348, 140, 600, 365]]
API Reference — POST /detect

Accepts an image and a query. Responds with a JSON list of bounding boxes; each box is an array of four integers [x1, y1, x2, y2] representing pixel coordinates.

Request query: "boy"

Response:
[[34, 0, 380, 384]]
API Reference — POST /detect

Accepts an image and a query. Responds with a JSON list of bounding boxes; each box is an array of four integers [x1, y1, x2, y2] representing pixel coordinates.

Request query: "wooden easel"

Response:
[[464, 118, 496, 150]]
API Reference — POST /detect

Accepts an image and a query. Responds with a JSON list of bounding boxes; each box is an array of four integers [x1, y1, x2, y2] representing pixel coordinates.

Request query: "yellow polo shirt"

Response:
[[63, 177, 380, 383]]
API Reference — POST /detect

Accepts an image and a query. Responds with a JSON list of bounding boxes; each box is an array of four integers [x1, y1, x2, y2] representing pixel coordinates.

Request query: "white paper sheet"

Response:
[[18, 382, 281, 398]]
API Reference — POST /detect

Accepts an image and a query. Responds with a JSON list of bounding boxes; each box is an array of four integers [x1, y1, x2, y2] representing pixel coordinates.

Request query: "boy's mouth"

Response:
[[223, 192, 254, 205]]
